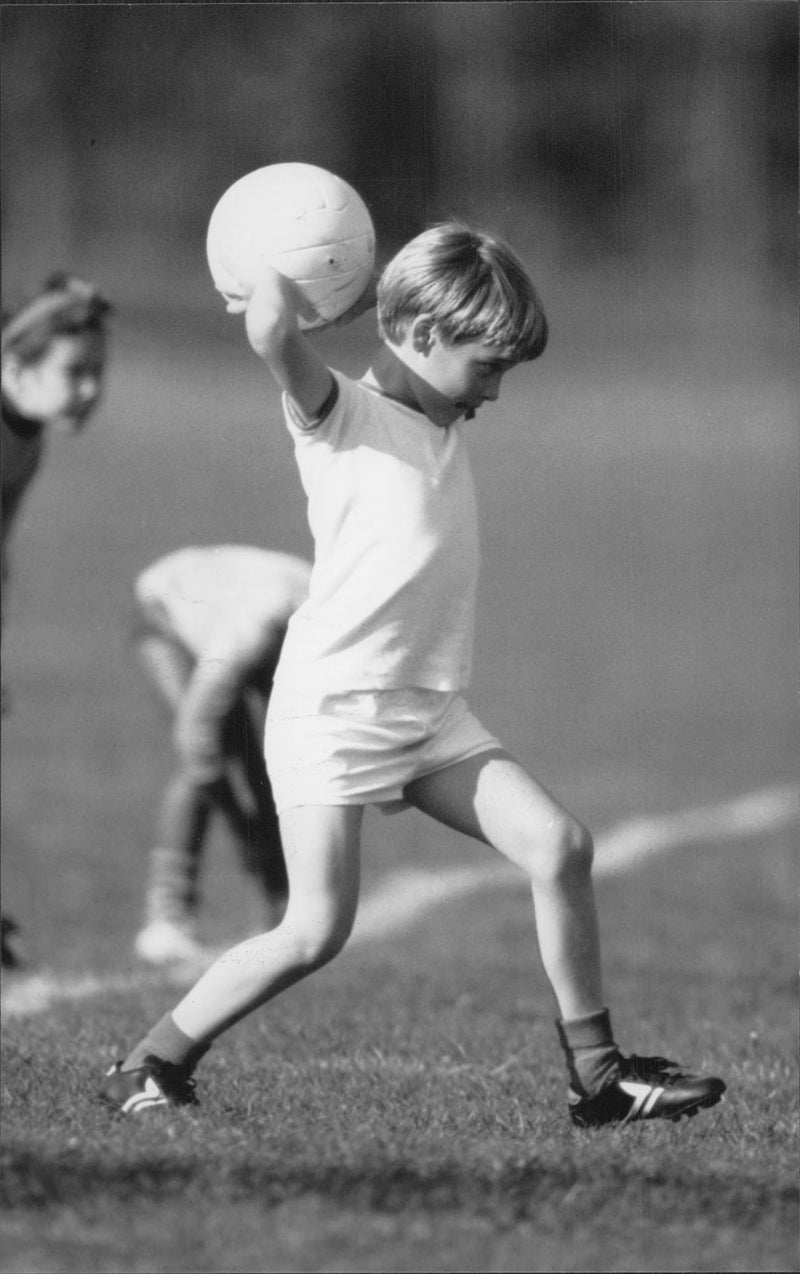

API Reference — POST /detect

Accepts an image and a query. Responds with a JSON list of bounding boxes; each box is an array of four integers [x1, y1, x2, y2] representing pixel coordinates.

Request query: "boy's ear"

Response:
[[410, 315, 436, 354]]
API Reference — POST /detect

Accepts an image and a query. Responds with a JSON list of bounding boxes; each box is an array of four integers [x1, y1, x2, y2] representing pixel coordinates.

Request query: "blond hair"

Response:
[[377, 223, 547, 361]]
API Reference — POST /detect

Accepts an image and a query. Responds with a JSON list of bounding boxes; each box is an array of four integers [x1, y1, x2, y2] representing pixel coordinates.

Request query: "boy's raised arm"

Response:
[[244, 267, 335, 423]]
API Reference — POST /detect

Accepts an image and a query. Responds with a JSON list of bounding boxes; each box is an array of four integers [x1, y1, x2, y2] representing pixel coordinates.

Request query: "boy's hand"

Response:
[[243, 267, 321, 356], [322, 271, 378, 330]]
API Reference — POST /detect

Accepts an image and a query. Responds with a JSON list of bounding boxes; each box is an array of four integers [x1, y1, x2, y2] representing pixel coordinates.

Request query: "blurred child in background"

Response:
[[1, 273, 111, 967], [100, 224, 725, 1128], [2, 273, 111, 601], [131, 544, 310, 967]]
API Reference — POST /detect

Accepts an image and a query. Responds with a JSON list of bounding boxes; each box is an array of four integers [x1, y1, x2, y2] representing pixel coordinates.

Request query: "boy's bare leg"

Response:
[[405, 748, 603, 1019], [166, 804, 363, 1043], [403, 749, 727, 1124]]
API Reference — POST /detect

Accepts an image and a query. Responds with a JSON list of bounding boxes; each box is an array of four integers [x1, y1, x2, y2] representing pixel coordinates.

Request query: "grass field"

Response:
[[1, 292, 797, 1273]]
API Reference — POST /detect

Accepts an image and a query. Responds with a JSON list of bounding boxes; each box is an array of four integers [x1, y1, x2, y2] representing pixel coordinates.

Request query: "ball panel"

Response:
[[208, 199, 373, 255], [264, 233, 376, 280], [206, 162, 375, 323], [297, 261, 375, 330]]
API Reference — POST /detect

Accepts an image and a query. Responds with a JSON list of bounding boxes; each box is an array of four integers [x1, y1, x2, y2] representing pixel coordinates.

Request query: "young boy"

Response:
[[100, 223, 725, 1126], [131, 544, 310, 966], [2, 272, 111, 966]]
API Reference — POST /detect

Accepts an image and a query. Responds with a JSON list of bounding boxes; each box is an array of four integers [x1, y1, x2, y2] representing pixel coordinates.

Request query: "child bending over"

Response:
[[131, 544, 310, 967]]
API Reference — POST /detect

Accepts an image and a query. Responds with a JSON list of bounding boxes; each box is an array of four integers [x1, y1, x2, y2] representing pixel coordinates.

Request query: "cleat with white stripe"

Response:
[[569, 1053, 726, 1128], [98, 1055, 198, 1115]]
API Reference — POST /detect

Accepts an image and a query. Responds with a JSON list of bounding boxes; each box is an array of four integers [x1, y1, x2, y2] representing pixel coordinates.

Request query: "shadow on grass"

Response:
[[3, 1142, 795, 1230]]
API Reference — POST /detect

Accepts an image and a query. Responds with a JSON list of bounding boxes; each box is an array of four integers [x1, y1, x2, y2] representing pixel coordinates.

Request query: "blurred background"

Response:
[[1, 2, 797, 964], [2, 2, 795, 342]]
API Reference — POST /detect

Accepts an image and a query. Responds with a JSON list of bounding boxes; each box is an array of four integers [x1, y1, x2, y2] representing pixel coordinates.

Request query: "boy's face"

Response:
[[390, 321, 519, 426], [422, 334, 516, 420], [4, 332, 106, 433]]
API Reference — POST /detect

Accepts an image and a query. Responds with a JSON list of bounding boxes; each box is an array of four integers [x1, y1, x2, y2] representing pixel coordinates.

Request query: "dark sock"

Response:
[[122, 1011, 210, 1076], [556, 1007, 621, 1098]]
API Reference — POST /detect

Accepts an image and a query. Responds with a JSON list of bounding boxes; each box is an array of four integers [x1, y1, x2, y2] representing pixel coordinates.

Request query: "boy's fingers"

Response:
[[246, 268, 320, 326], [320, 279, 378, 331]]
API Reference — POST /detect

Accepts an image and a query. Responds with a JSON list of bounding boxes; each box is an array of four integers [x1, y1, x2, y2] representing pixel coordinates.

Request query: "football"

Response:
[[206, 162, 375, 329]]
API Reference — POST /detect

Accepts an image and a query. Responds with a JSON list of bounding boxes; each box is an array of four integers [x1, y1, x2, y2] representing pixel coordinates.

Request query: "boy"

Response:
[[100, 223, 725, 1126], [131, 544, 311, 966]]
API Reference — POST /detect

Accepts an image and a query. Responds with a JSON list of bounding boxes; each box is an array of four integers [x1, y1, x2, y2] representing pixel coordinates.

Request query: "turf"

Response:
[[1, 305, 797, 1271], [2, 840, 796, 1272]]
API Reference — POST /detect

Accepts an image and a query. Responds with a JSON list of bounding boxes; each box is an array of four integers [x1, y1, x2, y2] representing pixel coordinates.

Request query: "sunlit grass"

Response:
[[1, 329, 796, 1272], [2, 833, 797, 1274]]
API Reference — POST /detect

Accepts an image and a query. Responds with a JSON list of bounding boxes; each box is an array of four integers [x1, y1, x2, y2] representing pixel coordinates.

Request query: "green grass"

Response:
[[2, 824, 796, 1273], [1, 312, 797, 1271]]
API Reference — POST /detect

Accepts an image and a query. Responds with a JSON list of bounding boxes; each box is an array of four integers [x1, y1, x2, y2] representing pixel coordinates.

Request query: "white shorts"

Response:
[[265, 686, 500, 814]]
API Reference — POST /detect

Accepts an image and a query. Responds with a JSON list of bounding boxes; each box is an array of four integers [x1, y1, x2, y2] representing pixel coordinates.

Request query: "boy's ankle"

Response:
[[122, 1012, 210, 1077], [556, 1008, 621, 1098]]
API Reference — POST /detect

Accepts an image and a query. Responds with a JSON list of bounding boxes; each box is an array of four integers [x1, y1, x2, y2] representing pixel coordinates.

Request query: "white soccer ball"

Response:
[[206, 163, 375, 329]]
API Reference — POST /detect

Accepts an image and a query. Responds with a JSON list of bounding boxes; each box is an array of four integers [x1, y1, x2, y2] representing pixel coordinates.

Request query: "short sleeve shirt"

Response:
[[276, 371, 480, 694]]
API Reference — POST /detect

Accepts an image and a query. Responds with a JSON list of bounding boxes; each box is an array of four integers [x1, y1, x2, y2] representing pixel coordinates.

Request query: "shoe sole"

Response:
[[98, 1089, 198, 1115], [665, 1087, 725, 1123]]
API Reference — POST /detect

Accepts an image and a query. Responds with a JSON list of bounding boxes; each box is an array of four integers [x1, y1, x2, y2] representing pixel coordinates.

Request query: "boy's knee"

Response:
[[533, 816, 594, 884], [285, 913, 352, 971]]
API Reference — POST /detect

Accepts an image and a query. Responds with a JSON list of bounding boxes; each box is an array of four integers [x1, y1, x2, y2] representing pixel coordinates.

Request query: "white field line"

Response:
[[2, 782, 796, 1019], [350, 781, 799, 941]]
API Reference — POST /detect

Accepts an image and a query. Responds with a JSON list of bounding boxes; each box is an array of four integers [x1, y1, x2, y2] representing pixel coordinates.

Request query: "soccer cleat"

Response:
[[134, 920, 214, 967], [99, 1055, 198, 1114], [569, 1053, 726, 1127]]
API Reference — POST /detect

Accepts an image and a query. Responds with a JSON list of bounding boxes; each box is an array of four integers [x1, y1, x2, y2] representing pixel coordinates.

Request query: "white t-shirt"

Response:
[[275, 371, 480, 694], [135, 545, 311, 659]]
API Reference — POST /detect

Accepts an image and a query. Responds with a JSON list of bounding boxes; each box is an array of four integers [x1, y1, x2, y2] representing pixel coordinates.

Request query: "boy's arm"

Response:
[[244, 268, 335, 423]]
